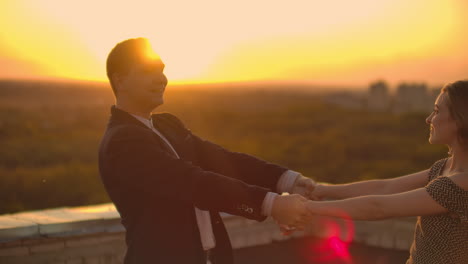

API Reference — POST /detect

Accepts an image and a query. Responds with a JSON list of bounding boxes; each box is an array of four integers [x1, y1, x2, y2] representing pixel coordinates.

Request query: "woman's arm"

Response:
[[307, 187, 447, 220], [312, 169, 430, 200]]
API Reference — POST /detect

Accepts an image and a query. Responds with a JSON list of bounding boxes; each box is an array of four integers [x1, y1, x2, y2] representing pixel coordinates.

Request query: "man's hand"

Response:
[[279, 224, 297, 236], [291, 175, 316, 199], [271, 194, 313, 229], [307, 183, 332, 201]]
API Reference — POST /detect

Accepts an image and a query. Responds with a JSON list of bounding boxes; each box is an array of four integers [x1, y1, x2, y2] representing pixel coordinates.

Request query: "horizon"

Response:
[[0, 76, 444, 96]]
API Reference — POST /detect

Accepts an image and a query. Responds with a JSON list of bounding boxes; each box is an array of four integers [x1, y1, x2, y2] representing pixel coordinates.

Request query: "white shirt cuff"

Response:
[[261, 192, 279, 216], [276, 170, 301, 193]]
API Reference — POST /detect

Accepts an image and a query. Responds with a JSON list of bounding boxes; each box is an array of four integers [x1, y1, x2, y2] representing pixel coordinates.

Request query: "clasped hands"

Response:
[[271, 175, 323, 235]]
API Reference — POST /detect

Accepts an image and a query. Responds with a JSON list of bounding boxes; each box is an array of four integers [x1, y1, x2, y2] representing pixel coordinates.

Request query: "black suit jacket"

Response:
[[98, 106, 288, 264]]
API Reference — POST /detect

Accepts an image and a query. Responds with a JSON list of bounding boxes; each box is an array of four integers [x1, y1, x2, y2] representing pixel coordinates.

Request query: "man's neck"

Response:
[[115, 103, 153, 120]]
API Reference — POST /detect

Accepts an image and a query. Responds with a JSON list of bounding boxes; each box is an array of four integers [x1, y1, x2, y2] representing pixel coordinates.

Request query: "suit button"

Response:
[[247, 208, 253, 214]]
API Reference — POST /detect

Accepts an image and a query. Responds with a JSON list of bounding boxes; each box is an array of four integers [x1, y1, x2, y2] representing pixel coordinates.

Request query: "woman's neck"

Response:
[[448, 145, 468, 174]]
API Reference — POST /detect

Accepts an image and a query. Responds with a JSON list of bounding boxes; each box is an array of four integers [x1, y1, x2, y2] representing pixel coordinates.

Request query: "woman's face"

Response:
[[425, 92, 458, 146]]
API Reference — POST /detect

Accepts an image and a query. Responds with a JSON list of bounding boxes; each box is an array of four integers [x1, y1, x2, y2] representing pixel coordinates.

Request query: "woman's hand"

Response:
[[308, 183, 331, 200], [271, 194, 314, 228]]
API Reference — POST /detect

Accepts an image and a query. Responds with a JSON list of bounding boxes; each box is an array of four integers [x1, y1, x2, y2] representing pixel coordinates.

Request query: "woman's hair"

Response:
[[442, 80, 468, 148]]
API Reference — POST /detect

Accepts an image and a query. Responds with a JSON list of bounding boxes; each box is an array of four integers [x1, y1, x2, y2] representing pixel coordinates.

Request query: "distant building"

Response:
[[367, 80, 390, 111], [393, 83, 431, 113], [322, 81, 439, 114]]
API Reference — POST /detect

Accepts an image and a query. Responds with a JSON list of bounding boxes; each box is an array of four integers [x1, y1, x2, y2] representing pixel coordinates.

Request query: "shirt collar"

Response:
[[130, 114, 153, 129]]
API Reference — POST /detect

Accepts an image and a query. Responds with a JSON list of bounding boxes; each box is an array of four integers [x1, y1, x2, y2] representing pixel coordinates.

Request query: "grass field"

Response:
[[0, 80, 446, 214]]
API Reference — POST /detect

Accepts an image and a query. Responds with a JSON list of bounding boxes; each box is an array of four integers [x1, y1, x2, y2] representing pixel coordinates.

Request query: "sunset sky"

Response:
[[1, 0, 467, 87]]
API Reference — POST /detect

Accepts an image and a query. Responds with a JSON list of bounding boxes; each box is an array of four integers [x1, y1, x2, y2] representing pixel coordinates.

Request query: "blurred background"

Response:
[[1, 0, 466, 263]]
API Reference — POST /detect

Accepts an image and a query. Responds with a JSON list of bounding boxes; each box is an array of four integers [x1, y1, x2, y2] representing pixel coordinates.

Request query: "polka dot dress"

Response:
[[406, 158, 468, 264]]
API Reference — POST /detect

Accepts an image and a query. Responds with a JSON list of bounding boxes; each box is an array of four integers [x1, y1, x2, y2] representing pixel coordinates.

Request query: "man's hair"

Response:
[[442, 80, 468, 148], [106, 37, 151, 95]]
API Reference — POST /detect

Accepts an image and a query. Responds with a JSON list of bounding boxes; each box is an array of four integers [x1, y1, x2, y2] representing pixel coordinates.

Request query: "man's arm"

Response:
[[161, 113, 317, 195], [191, 134, 287, 192], [101, 126, 267, 220], [100, 125, 311, 224]]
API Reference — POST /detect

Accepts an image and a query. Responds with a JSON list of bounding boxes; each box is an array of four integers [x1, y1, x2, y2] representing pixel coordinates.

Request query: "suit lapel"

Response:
[[151, 115, 193, 160], [110, 106, 149, 129], [110, 106, 180, 158], [152, 120, 183, 156]]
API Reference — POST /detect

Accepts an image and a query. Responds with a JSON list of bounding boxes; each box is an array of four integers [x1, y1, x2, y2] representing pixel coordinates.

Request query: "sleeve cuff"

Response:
[[277, 170, 301, 193], [261, 192, 279, 216]]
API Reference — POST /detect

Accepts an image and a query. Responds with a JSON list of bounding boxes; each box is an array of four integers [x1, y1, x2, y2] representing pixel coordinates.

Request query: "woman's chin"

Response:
[[428, 137, 444, 145]]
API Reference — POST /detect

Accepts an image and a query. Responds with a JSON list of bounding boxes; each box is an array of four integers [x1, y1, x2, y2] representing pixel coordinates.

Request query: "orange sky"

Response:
[[1, 0, 467, 87]]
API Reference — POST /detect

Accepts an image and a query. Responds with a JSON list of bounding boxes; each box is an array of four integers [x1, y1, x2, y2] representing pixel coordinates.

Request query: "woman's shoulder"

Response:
[[447, 172, 468, 192], [432, 157, 450, 169], [428, 158, 450, 180]]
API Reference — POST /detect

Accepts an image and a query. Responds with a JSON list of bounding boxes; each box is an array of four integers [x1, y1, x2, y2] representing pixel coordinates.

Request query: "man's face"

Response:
[[117, 57, 168, 110]]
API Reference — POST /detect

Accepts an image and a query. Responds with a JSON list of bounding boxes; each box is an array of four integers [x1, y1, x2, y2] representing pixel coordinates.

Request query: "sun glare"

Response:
[[0, 0, 466, 85], [144, 44, 161, 62]]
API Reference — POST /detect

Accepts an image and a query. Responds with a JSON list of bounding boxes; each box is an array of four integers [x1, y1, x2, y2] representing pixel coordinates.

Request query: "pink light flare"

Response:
[[302, 210, 355, 263]]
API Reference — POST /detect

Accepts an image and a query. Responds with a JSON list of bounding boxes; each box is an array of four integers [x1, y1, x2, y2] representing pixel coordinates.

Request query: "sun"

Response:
[[0, 0, 466, 85]]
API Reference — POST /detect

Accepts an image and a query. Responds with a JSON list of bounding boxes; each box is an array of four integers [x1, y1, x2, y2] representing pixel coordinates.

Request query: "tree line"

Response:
[[0, 81, 446, 214]]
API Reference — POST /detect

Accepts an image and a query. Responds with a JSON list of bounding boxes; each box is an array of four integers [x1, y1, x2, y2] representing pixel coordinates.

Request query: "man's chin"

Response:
[[152, 99, 164, 108]]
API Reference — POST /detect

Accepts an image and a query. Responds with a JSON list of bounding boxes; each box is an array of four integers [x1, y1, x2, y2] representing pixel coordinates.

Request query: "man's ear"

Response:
[[111, 72, 123, 92]]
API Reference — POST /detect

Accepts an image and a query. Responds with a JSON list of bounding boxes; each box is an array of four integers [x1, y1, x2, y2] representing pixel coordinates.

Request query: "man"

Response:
[[98, 37, 315, 264]]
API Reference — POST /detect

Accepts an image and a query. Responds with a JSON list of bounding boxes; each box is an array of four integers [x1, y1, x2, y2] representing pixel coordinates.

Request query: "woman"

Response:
[[307, 80, 468, 263]]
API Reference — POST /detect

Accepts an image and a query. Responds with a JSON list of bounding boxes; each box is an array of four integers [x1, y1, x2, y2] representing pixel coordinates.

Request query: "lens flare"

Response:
[[303, 211, 355, 263]]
